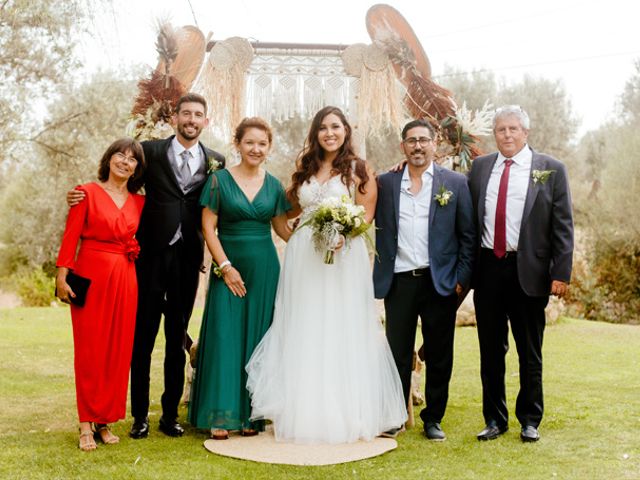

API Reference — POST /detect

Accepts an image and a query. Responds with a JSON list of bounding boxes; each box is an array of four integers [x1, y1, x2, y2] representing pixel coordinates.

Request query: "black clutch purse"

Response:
[[56, 271, 91, 307]]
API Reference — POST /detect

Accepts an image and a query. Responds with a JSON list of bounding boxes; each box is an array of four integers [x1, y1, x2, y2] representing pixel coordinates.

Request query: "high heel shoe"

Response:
[[94, 423, 120, 444], [78, 429, 97, 451], [210, 428, 229, 440]]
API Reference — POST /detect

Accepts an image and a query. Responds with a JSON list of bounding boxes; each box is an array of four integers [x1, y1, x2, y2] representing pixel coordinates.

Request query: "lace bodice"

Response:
[[298, 175, 354, 215]]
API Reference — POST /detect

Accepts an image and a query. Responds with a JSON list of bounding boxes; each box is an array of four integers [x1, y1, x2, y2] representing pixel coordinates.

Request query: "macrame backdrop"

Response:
[[245, 47, 359, 124], [197, 39, 406, 140]]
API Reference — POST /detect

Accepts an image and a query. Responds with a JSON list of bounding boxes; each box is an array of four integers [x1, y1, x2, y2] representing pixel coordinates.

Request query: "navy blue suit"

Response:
[[373, 164, 475, 424]]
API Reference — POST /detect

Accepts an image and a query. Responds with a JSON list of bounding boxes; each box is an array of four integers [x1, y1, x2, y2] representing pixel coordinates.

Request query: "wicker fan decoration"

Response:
[[126, 22, 206, 141], [366, 4, 488, 171]]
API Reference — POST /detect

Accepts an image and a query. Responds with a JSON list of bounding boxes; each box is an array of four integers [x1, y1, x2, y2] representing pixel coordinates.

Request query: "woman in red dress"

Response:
[[55, 138, 146, 451]]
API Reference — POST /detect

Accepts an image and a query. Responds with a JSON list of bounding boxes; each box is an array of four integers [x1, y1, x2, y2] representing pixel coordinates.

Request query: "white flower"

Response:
[[207, 156, 221, 173], [454, 100, 494, 138], [532, 169, 555, 184], [299, 196, 372, 264], [434, 184, 454, 207]]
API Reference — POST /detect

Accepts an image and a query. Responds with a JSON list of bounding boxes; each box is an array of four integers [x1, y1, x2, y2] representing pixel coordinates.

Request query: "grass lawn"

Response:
[[0, 307, 638, 480]]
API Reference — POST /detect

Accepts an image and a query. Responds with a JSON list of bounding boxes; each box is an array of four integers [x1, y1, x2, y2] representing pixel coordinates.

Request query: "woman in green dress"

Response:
[[188, 117, 291, 439]]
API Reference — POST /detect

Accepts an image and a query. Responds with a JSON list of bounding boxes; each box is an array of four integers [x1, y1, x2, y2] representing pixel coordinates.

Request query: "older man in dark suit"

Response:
[[374, 119, 475, 440], [468, 105, 573, 442]]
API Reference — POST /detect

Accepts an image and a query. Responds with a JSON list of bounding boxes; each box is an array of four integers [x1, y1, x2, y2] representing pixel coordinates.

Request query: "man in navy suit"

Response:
[[468, 105, 573, 442], [374, 119, 475, 440]]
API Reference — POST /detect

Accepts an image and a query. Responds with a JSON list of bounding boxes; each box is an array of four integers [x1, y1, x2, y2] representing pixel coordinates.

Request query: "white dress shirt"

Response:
[[481, 145, 532, 251], [394, 163, 433, 273]]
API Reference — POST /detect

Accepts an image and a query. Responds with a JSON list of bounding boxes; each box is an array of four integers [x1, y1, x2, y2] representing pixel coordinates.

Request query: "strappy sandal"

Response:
[[240, 428, 258, 437], [210, 428, 229, 440], [94, 423, 120, 445], [78, 430, 97, 451]]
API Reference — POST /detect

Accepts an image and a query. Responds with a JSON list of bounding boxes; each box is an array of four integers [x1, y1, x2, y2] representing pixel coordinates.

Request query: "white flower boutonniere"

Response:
[[434, 184, 454, 207], [207, 156, 221, 174], [531, 169, 555, 185]]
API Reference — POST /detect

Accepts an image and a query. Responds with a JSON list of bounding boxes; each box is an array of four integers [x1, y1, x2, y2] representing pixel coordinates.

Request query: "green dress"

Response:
[[188, 169, 290, 431]]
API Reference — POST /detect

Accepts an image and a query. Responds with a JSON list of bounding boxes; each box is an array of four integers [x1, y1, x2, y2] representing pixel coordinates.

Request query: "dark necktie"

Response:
[[180, 150, 192, 186], [493, 159, 514, 258]]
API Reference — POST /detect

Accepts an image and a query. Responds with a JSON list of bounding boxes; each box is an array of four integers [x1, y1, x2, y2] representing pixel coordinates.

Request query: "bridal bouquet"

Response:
[[301, 195, 372, 264]]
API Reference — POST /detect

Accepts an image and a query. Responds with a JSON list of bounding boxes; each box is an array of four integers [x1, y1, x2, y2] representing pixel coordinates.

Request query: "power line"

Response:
[[433, 50, 640, 79], [421, 2, 582, 39], [186, 0, 198, 28]]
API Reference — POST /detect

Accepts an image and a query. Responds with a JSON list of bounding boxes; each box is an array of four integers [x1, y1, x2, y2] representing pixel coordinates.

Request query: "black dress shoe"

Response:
[[477, 421, 508, 441], [424, 422, 446, 441], [159, 417, 184, 437], [129, 417, 149, 439], [379, 425, 406, 438], [520, 425, 540, 442]]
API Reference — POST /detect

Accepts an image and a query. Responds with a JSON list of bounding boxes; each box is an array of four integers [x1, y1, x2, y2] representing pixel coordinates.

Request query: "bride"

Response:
[[246, 106, 407, 444]]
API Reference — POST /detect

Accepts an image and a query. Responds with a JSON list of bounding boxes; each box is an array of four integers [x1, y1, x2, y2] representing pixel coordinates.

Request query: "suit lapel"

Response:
[[521, 149, 544, 226], [477, 153, 499, 226], [392, 167, 404, 231], [158, 136, 182, 191], [430, 165, 442, 226]]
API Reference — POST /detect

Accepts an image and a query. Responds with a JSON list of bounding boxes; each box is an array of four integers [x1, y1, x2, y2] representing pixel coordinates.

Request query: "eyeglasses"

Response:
[[403, 137, 433, 148], [114, 152, 137, 163]]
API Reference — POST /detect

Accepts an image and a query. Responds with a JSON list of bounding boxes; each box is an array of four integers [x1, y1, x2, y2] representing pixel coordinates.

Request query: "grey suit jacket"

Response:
[[373, 164, 475, 298], [468, 147, 574, 297]]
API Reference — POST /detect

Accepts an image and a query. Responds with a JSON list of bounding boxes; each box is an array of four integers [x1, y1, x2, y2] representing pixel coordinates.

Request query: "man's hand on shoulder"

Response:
[[388, 160, 407, 173], [66, 187, 85, 207]]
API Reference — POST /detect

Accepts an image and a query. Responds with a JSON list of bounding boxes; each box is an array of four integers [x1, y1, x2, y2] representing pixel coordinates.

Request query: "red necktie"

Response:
[[493, 159, 513, 258]]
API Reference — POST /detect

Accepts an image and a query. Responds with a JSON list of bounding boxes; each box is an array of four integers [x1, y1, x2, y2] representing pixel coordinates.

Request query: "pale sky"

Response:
[[82, 0, 640, 137]]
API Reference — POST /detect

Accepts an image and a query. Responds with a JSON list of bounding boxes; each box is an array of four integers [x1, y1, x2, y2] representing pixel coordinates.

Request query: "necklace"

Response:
[[232, 167, 263, 187], [101, 182, 128, 196]]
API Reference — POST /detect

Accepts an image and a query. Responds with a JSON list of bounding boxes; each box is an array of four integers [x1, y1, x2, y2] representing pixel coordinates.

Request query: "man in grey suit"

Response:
[[374, 119, 475, 440], [468, 105, 573, 442]]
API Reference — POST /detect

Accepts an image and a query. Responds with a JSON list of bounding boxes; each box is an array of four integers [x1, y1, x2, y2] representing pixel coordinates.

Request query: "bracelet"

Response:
[[219, 260, 232, 271]]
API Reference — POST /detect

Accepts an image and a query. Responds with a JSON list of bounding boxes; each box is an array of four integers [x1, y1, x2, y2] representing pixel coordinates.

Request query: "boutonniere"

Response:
[[207, 156, 221, 174], [531, 169, 555, 184], [434, 184, 454, 207]]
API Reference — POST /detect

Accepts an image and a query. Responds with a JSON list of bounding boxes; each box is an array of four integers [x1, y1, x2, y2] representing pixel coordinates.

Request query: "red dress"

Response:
[[57, 182, 145, 423]]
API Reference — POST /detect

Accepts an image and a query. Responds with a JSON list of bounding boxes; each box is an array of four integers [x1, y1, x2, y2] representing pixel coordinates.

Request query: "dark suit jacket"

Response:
[[467, 147, 573, 297], [136, 136, 225, 265], [373, 164, 476, 298]]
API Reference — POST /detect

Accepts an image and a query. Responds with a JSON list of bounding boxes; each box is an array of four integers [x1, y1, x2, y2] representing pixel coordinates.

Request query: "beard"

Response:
[[177, 122, 202, 141]]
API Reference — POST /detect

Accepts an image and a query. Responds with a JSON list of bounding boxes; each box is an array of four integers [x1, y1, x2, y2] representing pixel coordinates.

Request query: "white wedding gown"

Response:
[[246, 175, 407, 444]]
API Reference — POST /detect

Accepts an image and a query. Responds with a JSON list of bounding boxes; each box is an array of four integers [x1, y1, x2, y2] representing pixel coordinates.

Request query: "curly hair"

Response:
[[288, 106, 369, 204], [97, 137, 146, 193]]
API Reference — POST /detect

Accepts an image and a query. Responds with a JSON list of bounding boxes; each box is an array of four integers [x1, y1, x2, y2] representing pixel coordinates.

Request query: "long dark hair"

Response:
[[288, 106, 369, 203], [97, 137, 146, 193]]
